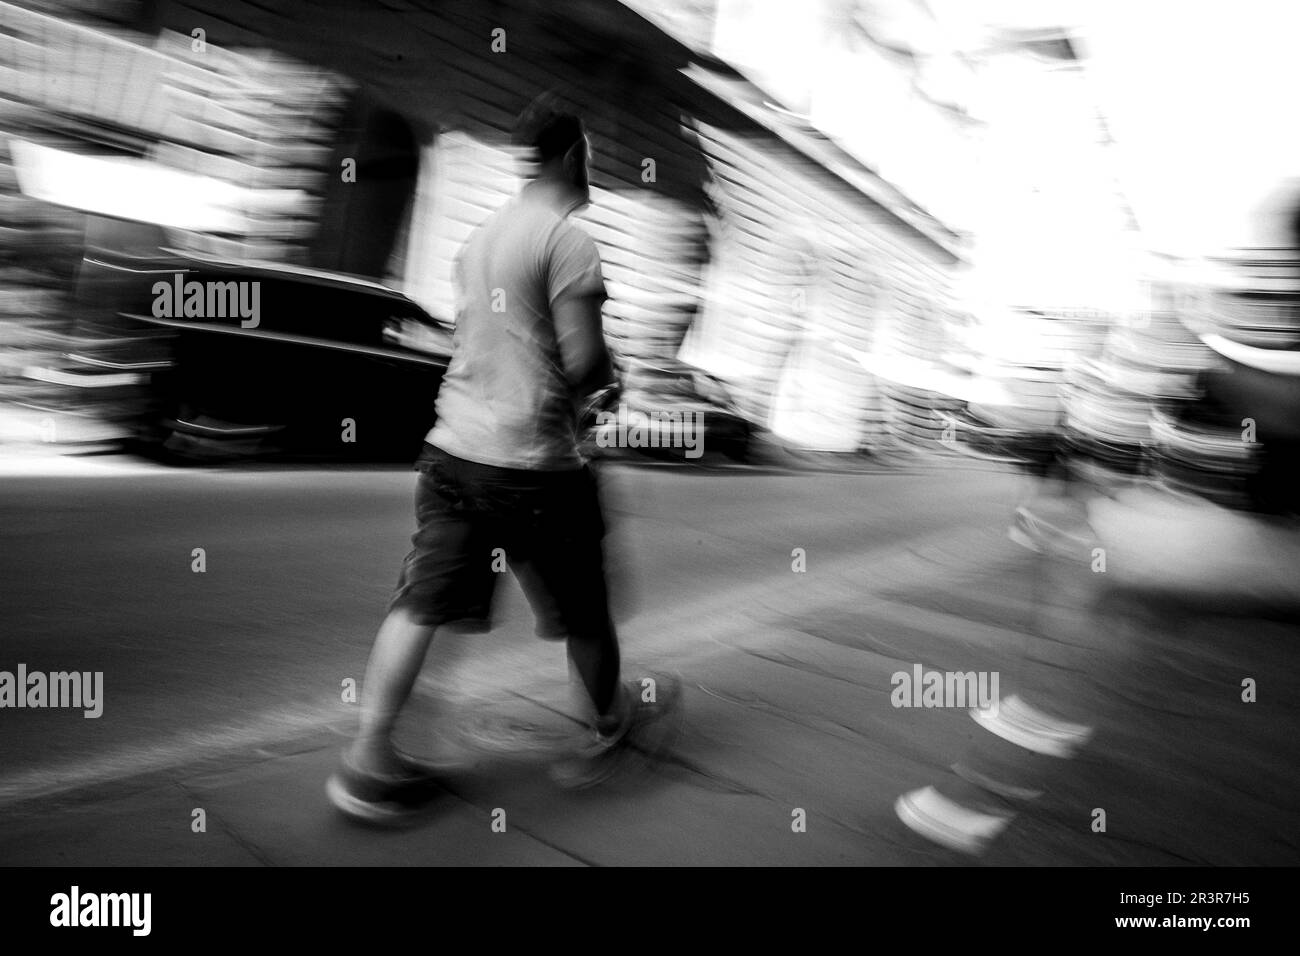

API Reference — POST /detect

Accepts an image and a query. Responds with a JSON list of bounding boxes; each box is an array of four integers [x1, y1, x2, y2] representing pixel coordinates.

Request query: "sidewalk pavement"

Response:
[[3, 508, 1294, 867]]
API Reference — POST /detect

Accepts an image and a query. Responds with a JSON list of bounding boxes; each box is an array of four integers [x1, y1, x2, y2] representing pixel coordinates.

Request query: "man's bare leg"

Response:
[[565, 623, 625, 735], [348, 606, 437, 778]]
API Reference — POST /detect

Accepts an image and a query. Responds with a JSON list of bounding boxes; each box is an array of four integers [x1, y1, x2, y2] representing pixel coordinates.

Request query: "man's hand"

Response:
[[579, 379, 622, 423]]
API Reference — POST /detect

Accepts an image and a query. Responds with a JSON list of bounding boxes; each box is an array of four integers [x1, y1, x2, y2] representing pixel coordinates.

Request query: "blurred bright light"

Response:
[[10, 140, 253, 233], [1069, 0, 1300, 254]]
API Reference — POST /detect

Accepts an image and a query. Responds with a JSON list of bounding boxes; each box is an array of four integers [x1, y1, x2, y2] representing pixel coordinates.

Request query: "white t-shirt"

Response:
[[428, 197, 606, 470]]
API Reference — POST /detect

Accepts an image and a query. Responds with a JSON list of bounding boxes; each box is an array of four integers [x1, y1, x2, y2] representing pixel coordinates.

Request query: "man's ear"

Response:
[[562, 140, 582, 178]]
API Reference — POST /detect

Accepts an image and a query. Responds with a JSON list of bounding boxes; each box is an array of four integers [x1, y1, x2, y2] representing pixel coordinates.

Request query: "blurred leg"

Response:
[[512, 466, 623, 729], [349, 606, 437, 777], [347, 452, 494, 777]]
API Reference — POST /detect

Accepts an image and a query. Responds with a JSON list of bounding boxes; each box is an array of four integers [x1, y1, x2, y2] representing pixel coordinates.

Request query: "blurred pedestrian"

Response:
[[328, 95, 666, 824]]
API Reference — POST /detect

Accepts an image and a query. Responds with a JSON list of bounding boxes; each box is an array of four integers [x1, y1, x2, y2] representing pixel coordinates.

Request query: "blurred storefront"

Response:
[[4, 0, 985, 453]]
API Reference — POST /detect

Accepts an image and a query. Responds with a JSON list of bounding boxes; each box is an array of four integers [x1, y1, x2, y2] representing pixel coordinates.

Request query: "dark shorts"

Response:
[[388, 443, 613, 639]]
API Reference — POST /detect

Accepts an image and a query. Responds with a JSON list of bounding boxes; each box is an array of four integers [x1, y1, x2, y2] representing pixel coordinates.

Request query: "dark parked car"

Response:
[[54, 220, 452, 462], [38, 214, 747, 467]]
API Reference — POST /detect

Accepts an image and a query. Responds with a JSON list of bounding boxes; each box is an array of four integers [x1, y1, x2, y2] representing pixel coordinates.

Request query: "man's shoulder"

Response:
[[463, 200, 599, 278], [525, 205, 595, 255], [471, 199, 572, 246], [546, 213, 600, 261], [551, 213, 596, 243]]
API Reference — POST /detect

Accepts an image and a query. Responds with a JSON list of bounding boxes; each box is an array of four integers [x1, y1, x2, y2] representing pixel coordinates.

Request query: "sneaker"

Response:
[[326, 753, 446, 826], [895, 785, 1015, 855], [970, 694, 1093, 759], [549, 676, 681, 790]]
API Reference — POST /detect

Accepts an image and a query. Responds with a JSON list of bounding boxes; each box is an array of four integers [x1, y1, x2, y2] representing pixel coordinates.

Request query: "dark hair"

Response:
[[513, 93, 584, 164]]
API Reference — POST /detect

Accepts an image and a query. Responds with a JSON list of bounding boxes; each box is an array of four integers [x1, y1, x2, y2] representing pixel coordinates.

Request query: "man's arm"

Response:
[[552, 293, 615, 398]]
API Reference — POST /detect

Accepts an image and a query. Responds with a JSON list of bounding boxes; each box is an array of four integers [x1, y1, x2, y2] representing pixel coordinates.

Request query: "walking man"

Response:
[[328, 97, 650, 823]]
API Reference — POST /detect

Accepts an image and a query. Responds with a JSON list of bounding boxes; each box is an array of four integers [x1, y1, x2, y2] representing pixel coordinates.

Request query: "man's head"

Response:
[[514, 94, 590, 206]]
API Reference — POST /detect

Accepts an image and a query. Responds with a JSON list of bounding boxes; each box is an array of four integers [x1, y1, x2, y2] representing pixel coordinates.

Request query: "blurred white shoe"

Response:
[[895, 785, 1014, 855], [971, 694, 1093, 759]]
